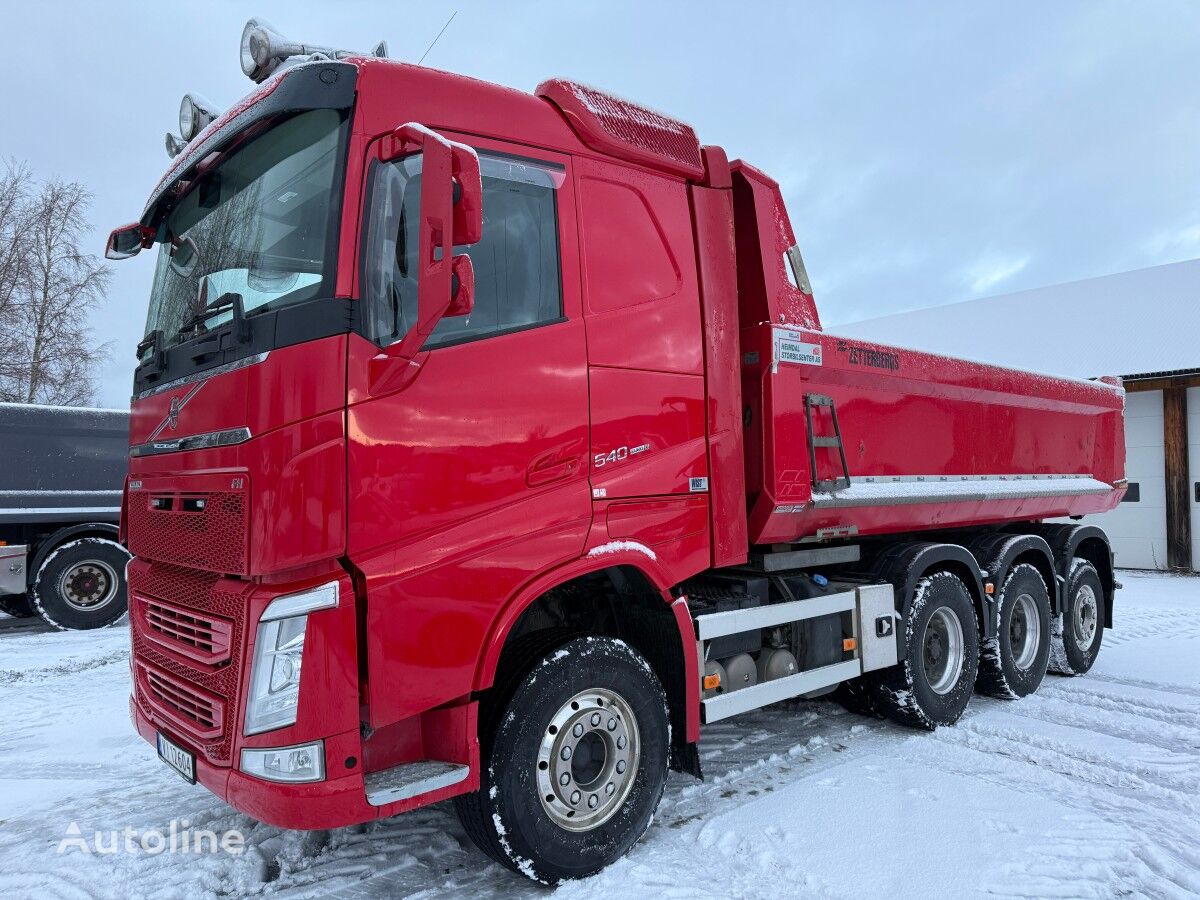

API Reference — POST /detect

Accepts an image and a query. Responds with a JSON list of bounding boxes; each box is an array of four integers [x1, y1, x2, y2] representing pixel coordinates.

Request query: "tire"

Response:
[[835, 677, 884, 719], [32, 538, 130, 630], [0, 592, 36, 618], [866, 570, 980, 730], [1049, 559, 1104, 676], [976, 563, 1051, 699], [454, 636, 670, 884]]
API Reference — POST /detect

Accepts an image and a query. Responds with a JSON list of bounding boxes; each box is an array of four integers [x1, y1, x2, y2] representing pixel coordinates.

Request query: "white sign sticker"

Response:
[[772, 328, 823, 369]]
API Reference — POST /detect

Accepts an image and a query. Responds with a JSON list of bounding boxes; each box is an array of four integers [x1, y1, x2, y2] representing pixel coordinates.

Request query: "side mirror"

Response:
[[105, 223, 152, 260], [382, 123, 482, 361]]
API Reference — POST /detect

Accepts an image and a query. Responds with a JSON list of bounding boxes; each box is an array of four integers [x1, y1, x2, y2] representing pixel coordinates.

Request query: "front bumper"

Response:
[[133, 698, 377, 830]]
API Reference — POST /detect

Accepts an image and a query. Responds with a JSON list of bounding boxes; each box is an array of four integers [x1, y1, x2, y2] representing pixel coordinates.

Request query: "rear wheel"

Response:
[[977, 563, 1051, 698], [32, 538, 130, 630], [1049, 559, 1104, 675], [455, 636, 669, 883], [866, 570, 980, 729]]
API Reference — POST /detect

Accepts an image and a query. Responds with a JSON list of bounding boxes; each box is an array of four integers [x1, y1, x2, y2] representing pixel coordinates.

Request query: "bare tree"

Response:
[[0, 162, 32, 383], [0, 171, 111, 405]]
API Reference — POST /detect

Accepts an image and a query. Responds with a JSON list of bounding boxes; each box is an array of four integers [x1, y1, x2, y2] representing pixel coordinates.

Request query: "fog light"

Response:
[[240, 740, 325, 783]]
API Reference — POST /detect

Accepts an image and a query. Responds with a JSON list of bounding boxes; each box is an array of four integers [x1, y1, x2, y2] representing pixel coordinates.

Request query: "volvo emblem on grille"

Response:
[[146, 381, 206, 442]]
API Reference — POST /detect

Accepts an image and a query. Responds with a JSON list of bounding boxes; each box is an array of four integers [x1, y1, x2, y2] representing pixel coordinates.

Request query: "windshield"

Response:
[[143, 108, 345, 347]]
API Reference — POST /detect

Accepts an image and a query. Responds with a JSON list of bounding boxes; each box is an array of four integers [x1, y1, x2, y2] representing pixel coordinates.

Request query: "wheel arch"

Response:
[[965, 532, 1057, 613], [28, 522, 123, 584], [1019, 523, 1115, 628], [858, 541, 989, 648], [474, 553, 701, 777]]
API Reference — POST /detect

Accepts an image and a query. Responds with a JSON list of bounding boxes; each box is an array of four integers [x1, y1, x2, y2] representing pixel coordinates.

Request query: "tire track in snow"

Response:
[[952, 716, 1200, 800], [1009, 693, 1200, 757], [1036, 681, 1200, 730], [911, 720, 1200, 897], [0, 649, 127, 685], [1085, 670, 1200, 700]]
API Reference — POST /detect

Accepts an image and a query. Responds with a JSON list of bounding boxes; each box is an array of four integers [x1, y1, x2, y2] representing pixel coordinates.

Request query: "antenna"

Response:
[[417, 10, 458, 66]]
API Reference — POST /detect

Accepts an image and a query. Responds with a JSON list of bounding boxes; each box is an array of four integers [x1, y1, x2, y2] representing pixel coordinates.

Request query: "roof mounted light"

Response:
[[178, 93, 222, 142], [164, 132, 187, 159], [239, 17, 387, 84]]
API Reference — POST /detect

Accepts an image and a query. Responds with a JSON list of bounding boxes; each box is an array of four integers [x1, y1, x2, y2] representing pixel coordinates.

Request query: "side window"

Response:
[[363, 151, 565, 348]]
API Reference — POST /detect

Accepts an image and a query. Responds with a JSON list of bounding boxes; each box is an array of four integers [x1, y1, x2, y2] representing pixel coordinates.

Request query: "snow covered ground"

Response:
[[0, 570, 1197, 899]]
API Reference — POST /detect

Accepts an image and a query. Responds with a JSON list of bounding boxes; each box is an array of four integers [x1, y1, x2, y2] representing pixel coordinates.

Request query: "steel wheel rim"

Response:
[[1010, 592, 1041, 670], [57, 559, 118, 612], [923, 606, 965, 695], [536, 687, 640, 832], [1073, 584, 1098, 647]]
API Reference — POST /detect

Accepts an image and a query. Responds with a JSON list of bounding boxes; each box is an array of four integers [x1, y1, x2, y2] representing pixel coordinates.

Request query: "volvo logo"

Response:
[[146, 381, 206, 442]]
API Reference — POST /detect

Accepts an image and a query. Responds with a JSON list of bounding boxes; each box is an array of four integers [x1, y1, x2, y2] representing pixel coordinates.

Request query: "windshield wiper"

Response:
[[179, 291, 252, 347]]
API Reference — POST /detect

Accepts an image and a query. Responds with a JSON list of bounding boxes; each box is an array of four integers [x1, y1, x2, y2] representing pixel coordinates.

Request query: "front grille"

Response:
[[138, 661, 225, 740], [139, 594, 233, 665], [126, 488, 248, 574], [129, 561, 251, 764]]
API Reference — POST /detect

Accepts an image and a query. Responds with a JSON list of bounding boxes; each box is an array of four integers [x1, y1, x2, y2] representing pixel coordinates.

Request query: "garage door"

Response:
[[1055, 390, 1167, 569], [1190, 387, 1200, 571]]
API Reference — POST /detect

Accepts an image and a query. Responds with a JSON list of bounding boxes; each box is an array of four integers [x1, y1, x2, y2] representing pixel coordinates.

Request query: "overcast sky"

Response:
[[6, 1, 1200, 407]]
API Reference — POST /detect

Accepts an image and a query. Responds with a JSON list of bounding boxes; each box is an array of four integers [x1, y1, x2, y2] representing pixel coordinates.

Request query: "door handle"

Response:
[[526, 446, 582, 487]]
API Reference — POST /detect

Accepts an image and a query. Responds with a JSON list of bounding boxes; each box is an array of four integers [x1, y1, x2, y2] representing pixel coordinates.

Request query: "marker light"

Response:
[[178, 93, 221, 142]]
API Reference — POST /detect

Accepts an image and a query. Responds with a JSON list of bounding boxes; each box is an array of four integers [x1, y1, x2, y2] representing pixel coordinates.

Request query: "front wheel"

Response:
[[455, 636, 669, 883], [32, 538, 130, 630]]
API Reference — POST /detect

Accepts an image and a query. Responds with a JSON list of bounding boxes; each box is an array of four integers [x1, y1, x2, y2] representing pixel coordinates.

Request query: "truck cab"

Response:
[[114, 23, 1123, 884]]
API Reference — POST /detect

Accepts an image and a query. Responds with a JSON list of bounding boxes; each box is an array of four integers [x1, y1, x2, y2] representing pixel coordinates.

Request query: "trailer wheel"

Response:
[[976, 563, 1051, 699], [32, 538, 130, 630], [454, 636, 669, 883], [869, 571, 979, 730], [1049, 559, 1104, 676]]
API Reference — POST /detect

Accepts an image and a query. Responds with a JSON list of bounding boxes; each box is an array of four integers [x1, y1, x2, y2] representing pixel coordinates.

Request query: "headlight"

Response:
[[241, 740, 325, 783], [243, 581, 338, 735]]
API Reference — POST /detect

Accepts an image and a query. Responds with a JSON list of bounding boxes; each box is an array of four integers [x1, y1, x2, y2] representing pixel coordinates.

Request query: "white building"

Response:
[[837, 258, 1200, 571]]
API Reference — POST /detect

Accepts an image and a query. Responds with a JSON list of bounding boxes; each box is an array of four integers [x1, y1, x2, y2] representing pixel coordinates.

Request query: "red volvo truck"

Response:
[[108, 21, 1126, 883]]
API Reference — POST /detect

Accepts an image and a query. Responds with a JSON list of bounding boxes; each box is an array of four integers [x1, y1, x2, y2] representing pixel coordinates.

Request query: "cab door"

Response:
[[346, 136, 590, 727]]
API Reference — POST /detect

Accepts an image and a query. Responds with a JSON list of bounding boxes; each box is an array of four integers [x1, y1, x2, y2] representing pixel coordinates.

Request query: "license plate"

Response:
[[157, 732, 196, 783]]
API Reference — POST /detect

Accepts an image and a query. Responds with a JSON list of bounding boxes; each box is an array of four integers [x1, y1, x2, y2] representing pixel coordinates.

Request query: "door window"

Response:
[[362, 151, 565, 348]]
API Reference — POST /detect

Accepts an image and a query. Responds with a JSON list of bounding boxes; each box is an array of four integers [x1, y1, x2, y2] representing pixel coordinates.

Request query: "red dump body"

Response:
[[742, 323, 1126, 543], [120, 55, 1125, 832], [725, 160, 1125, 550]]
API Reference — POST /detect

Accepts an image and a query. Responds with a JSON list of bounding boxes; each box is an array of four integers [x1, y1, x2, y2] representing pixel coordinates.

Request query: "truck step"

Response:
[[364, 760, 470, 806]]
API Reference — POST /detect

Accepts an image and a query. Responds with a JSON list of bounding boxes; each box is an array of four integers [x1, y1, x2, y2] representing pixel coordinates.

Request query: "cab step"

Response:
[[364, 760, 470, 806]]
